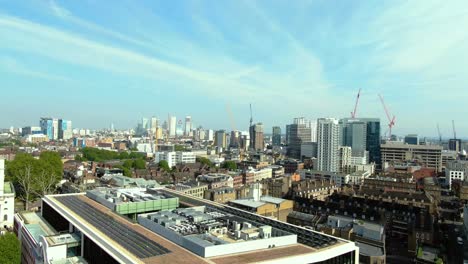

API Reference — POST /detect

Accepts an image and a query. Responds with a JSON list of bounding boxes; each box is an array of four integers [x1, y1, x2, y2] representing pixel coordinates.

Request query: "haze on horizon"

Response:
[[1, 0, 467, 137]]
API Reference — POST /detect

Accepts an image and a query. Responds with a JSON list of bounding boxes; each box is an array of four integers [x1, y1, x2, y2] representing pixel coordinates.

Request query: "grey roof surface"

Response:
[[260, 196, 286, 204], [355, 242, 384, 257], [230, 199, 265, 208], [54, 195, 171, 259]]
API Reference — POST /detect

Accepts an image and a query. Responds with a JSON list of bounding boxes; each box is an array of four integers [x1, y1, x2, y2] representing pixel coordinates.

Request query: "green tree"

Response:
[[221, 161, 237, 171], [133, 158, 146, 169], [6, 153, 39, 210], [115, 165, 132, 177], [158, 160, 171, 172], [122, 159, 133, 169], [196, 157, 213, 167], [6, 152, 63, 210], [174, 145, 186, 151], [0, 232, 20, 264]]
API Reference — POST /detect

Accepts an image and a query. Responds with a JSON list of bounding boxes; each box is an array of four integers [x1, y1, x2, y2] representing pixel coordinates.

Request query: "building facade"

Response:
[[317, 118, 341, 172], [272, 126, 281, 146], [249, 123, 264, 151], [381, 143, 443, 172], [287, 118, 312, 159]]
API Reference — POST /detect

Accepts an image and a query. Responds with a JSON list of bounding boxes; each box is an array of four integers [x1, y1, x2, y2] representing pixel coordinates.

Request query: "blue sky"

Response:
[[1, 0, 467, 137]]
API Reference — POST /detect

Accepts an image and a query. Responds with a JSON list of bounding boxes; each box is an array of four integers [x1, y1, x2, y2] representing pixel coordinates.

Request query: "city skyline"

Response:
[[1, 1, 468, 136]]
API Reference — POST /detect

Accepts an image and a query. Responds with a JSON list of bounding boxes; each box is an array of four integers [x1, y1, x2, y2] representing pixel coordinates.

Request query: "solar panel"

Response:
[[55, 196, 171, 259]]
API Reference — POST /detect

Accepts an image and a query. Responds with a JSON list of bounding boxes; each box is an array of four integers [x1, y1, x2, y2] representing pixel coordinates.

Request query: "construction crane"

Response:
[[350, 88, 361, 118], [379, 94, 396, 140], [452, 120, 457, 139], [437, 123, 442, 143]]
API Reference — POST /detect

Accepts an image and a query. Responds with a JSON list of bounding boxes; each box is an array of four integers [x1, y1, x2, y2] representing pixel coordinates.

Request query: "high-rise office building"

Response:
[[449, 139, 462, 152], [215, 130, 227, 149], [142, 118, 149, 130], [272, 126, 281, 146], [316, 118, 340, 172], [168, 116, 177, 138], [309, 120, 317, 142], [340, 118, 381, 166], [184, 116, 192, 136], [287, 118, 312, 159], [58, 119, 73, 140], [230, 130, 241, 148], [40, 117, 59, 140], [150, 117, 158, 133], [249, 123, 264, 151], [339, 119, 367, 156], [404, 134, 419, 145], [206, 129, 214, 141]]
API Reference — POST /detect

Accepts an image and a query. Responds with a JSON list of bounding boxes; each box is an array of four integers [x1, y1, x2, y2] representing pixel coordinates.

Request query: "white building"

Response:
[[206, 129, 214, 141], [445, 160, 468, 189], [156, 151, 196, 167], [0, 159, 15, 228], [156, 152, 177, 167], [176, 151, 196, 164], [169, 116, 177, 138], [339, 146, 352, 172], [350, 151, 369, 165], [316, 118, 340, 172], [150, 117, 159, 134], [136, 143, 154, 153]]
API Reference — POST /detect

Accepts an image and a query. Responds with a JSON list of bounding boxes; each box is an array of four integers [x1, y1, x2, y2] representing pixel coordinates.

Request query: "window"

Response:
[[3, 214, 7, 221]]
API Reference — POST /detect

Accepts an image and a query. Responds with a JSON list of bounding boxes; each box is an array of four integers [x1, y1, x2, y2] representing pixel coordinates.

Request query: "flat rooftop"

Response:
[[45, 191, 355, 263], [54, 195, 171, 259]]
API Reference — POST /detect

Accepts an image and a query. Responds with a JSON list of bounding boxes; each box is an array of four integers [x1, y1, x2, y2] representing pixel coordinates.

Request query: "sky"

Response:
[[1, 0, 467, 137]]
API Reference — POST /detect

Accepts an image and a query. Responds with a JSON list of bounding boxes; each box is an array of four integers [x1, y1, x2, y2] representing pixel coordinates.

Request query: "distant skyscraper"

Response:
[[404, 134, 419, 145], [285, 125, 292, 145], [110, 123, 115, 132], [142, 118, 149, 130], [249, 123, 264, 151], [206, 129, 214, 141], [184, 116, 192, 136], [287, 118, 311, 159], [316, 118, 340, 172], [150, 117, 158, 133], [340, 118, 381, 166], [40, 117, 59, 140], [215, 130, 227, 149], [339, 119, 367, 156], [168, 116, 177, 138], [230, 130, 241, 148], [309, 121, 317, 142], [58, 119, 72, 140], [449, 139, 462, 152], [272, 126, 281, 146]]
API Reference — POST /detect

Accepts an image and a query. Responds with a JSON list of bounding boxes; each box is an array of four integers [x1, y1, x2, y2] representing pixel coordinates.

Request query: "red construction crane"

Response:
[[379, 94, 396, 139], [350, 88, 361, 118]]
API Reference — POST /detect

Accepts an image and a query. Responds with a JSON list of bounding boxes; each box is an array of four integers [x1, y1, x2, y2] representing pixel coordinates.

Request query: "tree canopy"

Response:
[[79, 147, 145, 162], [158, 160, 171, 172], [6, 152, 63, 210], [196, 157, 213, 167], [0, 232, 21, 264], [221, 161, 237, 171]]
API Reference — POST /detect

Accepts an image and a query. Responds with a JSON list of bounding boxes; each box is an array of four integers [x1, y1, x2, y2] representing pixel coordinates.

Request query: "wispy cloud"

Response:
[[48, 0, 70, 18], [0, 56, 71, 82]]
